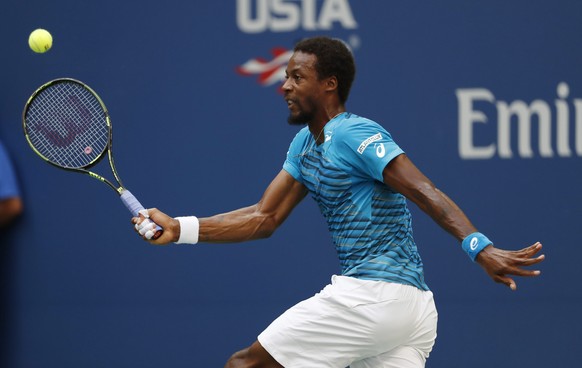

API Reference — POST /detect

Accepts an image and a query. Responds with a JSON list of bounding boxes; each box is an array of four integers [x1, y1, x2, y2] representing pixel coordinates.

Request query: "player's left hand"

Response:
[[476, 242, 545, 290]]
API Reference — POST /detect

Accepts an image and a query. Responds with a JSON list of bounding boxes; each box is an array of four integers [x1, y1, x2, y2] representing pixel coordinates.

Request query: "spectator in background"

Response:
[[0, 139, 23, 227]]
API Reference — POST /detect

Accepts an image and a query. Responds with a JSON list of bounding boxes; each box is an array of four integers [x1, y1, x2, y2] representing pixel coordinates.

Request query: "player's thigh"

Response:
[[258, 277, 424, 367], [350, 346, 427, 368]]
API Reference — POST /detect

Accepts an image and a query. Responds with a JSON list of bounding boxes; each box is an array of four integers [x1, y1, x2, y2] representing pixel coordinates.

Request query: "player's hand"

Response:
[[132, 208, 180, 245], [475, 242, 545, 290]]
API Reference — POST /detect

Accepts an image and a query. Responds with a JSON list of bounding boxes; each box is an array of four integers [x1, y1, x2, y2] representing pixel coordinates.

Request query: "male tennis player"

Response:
[[133, 36, 544, 368]]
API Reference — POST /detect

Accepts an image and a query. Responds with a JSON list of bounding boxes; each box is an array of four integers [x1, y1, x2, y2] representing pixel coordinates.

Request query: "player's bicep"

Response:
[[257, 169, 308, 228]]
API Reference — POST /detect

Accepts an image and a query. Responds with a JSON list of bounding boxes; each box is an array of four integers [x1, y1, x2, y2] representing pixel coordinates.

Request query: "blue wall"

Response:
[[1, 1, 580, 367]]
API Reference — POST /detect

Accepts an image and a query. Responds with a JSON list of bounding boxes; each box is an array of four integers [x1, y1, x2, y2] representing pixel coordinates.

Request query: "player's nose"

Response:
[[282, 77, 292, 91]]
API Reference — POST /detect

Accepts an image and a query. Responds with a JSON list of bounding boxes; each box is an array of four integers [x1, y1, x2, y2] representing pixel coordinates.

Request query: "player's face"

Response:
[[283, 52, 324, 125]]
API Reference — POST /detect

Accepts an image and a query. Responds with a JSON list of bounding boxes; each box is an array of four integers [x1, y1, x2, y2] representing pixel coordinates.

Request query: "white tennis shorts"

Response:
[[258, 275, 438, 368]]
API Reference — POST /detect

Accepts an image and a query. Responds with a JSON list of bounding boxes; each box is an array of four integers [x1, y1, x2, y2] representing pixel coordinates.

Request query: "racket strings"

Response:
[[25, 82, 110, 169]]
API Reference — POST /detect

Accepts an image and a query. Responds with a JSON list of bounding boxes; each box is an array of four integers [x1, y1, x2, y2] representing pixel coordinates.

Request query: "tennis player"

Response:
[[133, 36, 544, 368]]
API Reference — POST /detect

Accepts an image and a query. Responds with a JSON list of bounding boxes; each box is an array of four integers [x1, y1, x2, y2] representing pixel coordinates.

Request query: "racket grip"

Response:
[[120, 189, 163, 239]]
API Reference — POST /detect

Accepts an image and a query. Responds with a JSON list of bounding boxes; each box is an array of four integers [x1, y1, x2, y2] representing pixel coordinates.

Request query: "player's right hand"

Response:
[[132, 208, 179, 245]]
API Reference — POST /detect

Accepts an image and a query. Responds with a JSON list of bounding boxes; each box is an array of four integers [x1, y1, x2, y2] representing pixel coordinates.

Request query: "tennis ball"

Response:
[[28, 29, 53, 53]]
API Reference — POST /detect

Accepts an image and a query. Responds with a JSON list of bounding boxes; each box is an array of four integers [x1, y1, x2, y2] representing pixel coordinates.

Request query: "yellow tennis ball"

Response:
[[28, 29, 53, 53]]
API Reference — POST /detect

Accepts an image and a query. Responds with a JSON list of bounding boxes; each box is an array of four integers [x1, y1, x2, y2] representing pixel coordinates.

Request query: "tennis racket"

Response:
[[22, 78, 162, 239]]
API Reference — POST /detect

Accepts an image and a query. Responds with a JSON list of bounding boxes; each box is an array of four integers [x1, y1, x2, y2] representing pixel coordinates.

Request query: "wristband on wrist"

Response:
[[461, 232, 492, 262], [174, 216, 199, 244]]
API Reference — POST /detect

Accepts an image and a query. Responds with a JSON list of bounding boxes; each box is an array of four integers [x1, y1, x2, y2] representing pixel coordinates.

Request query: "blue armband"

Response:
[[462, 232, 492, 262]]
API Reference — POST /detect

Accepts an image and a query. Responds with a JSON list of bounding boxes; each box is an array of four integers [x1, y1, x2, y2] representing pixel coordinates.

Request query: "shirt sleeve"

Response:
[[337, 119, 404, 182], [282, 129, 308, 184], [0, 142, 21, 199]]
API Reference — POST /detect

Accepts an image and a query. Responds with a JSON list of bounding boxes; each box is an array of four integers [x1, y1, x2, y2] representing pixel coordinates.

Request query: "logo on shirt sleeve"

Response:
[[375, 143, 386, 158], [357, 133, 382, 154]]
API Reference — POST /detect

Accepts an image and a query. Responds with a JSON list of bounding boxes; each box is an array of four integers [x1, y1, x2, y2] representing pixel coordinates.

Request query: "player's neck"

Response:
[[308, 107, 345, 144]]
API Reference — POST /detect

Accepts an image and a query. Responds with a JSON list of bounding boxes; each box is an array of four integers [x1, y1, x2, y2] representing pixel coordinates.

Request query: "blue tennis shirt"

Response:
[[0, 140, 20, 200], [283, 113, 429, 291]]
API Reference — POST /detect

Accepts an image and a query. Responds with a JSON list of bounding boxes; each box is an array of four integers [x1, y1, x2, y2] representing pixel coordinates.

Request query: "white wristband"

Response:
[[174, 216, 199, 244]]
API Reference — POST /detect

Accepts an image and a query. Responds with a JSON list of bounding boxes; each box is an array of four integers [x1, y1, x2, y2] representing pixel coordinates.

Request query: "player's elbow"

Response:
[[254, 215, 278, 239], [13, 198, 23, 216], [0, 197, 23, 226]]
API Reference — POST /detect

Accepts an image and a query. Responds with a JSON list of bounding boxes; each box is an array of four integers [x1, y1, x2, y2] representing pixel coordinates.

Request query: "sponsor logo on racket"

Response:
[[36, 95, 92, 148]]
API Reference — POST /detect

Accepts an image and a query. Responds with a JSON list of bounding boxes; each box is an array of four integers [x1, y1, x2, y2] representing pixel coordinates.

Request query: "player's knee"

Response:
[[224, 347, 251, 368], [224, 342, 281, 368]]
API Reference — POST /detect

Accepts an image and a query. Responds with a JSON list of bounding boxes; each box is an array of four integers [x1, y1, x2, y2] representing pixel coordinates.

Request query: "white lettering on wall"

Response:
[[236, 0, 357, 33], [457, 83, 582, 159]]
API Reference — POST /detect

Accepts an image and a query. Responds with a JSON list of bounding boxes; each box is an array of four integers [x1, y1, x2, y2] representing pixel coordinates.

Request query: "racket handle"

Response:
[[120, 189, 163, 240]]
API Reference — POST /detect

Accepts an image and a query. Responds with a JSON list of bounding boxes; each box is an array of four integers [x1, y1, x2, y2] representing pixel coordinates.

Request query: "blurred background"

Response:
[[1, 1, 580, 367]]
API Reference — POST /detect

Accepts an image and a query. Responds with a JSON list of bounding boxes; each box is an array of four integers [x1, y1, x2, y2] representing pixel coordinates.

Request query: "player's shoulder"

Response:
[[291, 125, 312, 142], [287, 125, 312, 154], [333, 113, 389, 138]]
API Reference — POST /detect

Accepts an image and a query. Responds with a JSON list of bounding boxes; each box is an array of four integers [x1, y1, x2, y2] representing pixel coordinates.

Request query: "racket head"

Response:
[[23, 78, 111, 170]]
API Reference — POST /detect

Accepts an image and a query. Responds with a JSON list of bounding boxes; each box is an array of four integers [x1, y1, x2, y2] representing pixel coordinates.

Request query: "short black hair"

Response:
[[293, 36, 356, 104]]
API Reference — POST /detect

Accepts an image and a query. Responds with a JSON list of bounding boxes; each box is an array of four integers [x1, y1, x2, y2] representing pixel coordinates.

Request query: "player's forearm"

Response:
[[198, 204, 278, 243], [412, 185, 477, 242]]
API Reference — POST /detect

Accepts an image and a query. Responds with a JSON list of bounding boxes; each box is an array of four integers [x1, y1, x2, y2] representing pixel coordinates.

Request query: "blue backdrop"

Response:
[[1, 1, 580, 367]]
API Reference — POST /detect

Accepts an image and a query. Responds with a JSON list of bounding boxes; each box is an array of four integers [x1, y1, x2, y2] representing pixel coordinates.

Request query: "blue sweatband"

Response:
[[462, 232, 492, 262]]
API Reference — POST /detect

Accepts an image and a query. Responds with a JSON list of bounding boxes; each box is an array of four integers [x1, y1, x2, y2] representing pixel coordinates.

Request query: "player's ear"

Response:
[[325, 76, 338, 92]]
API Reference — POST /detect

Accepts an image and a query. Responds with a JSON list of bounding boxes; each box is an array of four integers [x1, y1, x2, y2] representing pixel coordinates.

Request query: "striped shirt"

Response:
[[283, 113, 428, 291]]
